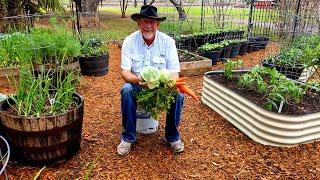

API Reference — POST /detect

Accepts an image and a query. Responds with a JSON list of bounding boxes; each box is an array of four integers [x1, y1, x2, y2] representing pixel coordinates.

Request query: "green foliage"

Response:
[[269, 35, 320, 68], [136, 85, 177, 120], [0, 32, 31, 67], [80, 37, 108, 57], [198, 42, 224, 52], [0, 22, 81, 67], [29, 26, 81, 64], [136, 67, 177, 119], [228, 39, 242, 45], [223, 59, 243, 80], [8, 65, 80, 117], [239, 66, 307, 112], [219, 40, 230, 47]]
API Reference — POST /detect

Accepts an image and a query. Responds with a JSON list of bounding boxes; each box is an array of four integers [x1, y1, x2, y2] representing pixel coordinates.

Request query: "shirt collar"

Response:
[[139, 30, 158, 47]]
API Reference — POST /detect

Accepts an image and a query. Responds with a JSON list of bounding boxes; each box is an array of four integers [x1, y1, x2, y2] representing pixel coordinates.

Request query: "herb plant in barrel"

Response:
[[0, 65, 84, 165]]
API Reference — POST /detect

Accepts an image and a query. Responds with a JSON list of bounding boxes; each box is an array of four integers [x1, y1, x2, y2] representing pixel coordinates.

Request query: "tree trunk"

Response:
[[7, 0, 23, 16], [120, 0, 129, 18], [0, 0, 7, 17], [6, 0, 24, 31], [81, 0, 100, 12], [134, 0, 137, 7], [169, 0, 186, 20], [0, 0, 7, 32]]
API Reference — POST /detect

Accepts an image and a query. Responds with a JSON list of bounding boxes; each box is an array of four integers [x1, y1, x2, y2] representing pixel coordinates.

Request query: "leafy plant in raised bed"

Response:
[[223, 59, 243, 80], [238, 66, 319, 112]]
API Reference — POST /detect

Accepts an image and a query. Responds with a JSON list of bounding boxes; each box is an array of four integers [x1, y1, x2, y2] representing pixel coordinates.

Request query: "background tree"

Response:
[[0, 0, 7, 32], [120, 0, 129, 17], [80, 0, 101, 12], [147, 0, 186, 20], [168, 0, 186, 20]]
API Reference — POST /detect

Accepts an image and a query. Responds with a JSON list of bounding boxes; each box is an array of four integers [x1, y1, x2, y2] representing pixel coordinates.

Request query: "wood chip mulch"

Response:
[[3, 42, 320, 179]]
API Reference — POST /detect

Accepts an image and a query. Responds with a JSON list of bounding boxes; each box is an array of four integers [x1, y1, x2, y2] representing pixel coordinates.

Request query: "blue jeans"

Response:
[[120, 83, 184, 143]]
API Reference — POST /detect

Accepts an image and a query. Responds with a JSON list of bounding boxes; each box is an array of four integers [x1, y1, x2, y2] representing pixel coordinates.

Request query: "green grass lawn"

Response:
[[80, 17, 137, 41]]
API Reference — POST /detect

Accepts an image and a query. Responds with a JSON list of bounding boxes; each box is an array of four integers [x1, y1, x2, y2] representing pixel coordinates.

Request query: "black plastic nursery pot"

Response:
[[230, 44, 241, 58], [195, 36, 207, 47], [247, 44, 253, 53], [239, 42, 248, 55], [208, 34, 218, 43], [261, 60, 304, 80], [252, 44, 260, 51], [79, 54, 109, 76], [260, 41, 268, 49], [219, 46, 232, 58], [203, 49, 222, 65], [249, 36, 269, 49]]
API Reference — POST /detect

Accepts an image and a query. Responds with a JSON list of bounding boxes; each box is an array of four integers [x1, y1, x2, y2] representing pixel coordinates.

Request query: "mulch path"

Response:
[[3, 42, 320, 179]]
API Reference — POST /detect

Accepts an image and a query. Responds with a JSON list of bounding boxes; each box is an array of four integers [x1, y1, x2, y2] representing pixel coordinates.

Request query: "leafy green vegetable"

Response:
[[140, 66, 160, 89], [136, 67, 177, 119]]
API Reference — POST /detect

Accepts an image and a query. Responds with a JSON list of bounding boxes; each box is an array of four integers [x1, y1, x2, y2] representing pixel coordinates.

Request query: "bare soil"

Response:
[[3, 42, 320, 179], [178, 51, 207, 62]]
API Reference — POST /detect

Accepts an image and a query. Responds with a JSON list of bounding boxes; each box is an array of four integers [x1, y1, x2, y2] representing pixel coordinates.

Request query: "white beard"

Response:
[[142, 32, 155, 40]]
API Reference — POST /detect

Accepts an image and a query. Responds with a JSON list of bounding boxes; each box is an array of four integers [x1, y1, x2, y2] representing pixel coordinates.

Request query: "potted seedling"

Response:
[[219, 40, 232, 59], [262, 47, 305, 80], [198, 43, 224, 65], [229, 39, 242, 58], [238, 39, 249, 55], [78, 37, 109, 76]]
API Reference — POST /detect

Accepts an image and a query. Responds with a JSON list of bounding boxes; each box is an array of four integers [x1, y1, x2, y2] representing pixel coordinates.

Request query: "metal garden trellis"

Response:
[[163, 0, 319, 42], [0, 135, 10, 180]]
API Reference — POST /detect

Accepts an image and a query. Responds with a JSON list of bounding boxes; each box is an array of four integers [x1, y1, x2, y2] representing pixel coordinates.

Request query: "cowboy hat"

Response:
[[131, 5, 166, 22]]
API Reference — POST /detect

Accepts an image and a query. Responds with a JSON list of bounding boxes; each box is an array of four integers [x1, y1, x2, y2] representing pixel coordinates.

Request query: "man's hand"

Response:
[[138, 77, 148, 88], [171, 72, 179, 81], [121, 69, 140, 84]]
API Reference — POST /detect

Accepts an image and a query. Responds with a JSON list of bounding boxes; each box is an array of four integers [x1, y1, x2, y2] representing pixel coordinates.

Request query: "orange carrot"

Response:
[[175, 81, 187, 86], [179, 85, 199, 102], [176, 77, 187, 82]]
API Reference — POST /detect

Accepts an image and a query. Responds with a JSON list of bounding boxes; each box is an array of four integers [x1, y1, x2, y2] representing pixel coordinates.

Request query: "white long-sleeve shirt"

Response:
[[121, 30, 180, 76]]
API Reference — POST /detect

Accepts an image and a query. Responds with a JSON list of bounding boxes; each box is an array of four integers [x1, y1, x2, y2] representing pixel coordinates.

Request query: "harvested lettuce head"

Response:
[[140, 66, 159, 81], [158, 69, 171, 83], [140, 66, 160, 89]]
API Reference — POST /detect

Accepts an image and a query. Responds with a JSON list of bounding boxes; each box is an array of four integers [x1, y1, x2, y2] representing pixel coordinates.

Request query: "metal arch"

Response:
[[0, 135, 10, 177]]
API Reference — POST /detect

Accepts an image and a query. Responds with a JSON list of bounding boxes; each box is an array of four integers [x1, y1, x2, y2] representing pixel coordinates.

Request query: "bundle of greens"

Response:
[[136, 67, 177, 120]]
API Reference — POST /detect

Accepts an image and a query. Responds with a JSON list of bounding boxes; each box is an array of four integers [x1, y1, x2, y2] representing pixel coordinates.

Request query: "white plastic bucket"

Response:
[[136, 108, 159, 134]]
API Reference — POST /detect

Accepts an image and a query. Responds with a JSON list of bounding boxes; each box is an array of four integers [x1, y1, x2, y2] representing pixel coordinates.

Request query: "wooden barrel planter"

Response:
[[0, 67, 19, 88], [0, 93, 84, 165], [78, 53, 109, 76]]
